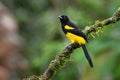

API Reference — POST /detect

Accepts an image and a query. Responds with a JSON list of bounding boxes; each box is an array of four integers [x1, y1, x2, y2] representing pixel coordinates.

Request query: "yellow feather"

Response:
[[66, 32, 86, 45], [65, 25, 74, 30]]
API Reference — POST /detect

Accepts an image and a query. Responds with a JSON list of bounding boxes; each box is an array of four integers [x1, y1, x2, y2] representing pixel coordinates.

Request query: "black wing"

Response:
[[68, 29, 88, 42], [67, 22, 88, 42]]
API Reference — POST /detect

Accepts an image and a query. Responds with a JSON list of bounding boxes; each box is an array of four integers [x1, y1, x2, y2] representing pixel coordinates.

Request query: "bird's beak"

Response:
[[58, 16, 62, 19]]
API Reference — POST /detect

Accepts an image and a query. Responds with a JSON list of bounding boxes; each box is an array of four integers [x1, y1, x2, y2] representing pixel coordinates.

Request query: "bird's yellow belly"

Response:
[[66, 32, 86, 45]]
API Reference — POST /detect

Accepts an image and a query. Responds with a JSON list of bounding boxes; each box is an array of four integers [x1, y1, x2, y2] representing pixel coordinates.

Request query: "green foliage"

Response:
[[1, 0, 120, 80]]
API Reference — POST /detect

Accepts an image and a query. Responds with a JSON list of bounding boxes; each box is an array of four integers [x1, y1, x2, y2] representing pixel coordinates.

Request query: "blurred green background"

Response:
[[1, 0, 120, 80]]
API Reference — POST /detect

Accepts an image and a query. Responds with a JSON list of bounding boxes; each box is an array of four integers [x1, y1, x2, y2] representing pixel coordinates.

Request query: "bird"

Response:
[[58, 15, 93, 67]]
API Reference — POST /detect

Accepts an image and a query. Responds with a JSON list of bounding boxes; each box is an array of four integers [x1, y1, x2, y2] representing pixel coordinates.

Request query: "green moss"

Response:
[[118, 7, 120, 11], [101, 21, 106, 25]]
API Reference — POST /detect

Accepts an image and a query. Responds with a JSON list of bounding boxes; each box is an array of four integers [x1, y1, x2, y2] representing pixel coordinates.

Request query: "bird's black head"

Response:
[[58, 15, 69, 24]]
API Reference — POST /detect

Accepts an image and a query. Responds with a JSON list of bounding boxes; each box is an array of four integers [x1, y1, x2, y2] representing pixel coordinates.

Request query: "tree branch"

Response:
[[24, 7, 120, 80]]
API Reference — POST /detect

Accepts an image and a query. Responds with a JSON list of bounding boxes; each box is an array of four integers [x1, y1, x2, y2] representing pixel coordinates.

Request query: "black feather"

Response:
[[82, 45, 93, 67]]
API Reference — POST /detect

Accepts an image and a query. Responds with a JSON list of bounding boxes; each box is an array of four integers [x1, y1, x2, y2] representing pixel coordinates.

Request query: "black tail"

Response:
[[82, 45, 93, 67]]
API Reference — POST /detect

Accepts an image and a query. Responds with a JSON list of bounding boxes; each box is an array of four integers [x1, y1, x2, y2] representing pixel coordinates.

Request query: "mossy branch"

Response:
[[24, 7, 120, 80]]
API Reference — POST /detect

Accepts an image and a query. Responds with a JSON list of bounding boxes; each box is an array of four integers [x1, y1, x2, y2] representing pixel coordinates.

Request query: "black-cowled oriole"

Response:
[[58, 15, 93, 67]]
